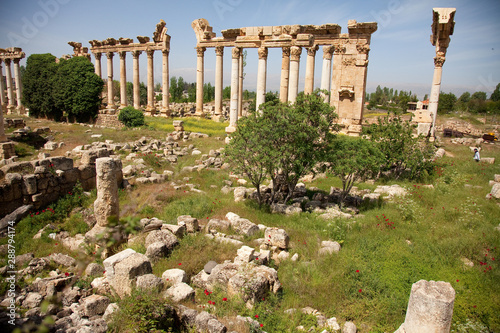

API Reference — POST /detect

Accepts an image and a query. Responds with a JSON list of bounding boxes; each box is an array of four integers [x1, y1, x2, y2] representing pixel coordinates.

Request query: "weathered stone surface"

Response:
[[145, 242, 170, 261], [162, 268, 188, 285], [145, 230, 179, 250], [195, 311, 217, 332], [161, 224, 186, 238], [342, 321, 357, 333], [81, 294, 110, 317], [225, 213, 259, 237], [490, 183, 500, 199], [177, 215, 199, 233], [136, 273, 164, 291], [264, 227, 289, 249], [207, 318, 227, 333], [102, 248, 136, 279], [91, 277, 111, 295], [374, 185, 407, 199], [22, 292, 43, 308], [93, 157, 121, 227], [85, 263, 105, 277], [103, 303, 119, 322], [206, 218, 230, 232], [233, 186, 247, 202], [236, 246, 255, 262], [204, 260, 218, 274], [319, 241, 341, 255], [48, 253, 76, 267], [326, 317, 340, 330], [164, 282, 195, 303], [111, 252, 152, 297]]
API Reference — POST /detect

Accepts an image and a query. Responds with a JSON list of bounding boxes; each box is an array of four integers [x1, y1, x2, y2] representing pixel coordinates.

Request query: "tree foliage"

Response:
[[437, 92, 457, 114], [491, 83, 500, 102], [118, 106, 145, 127]]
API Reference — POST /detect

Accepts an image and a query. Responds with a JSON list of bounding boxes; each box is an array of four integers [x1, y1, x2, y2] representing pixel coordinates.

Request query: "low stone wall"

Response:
[[94, 114, 124, 129]]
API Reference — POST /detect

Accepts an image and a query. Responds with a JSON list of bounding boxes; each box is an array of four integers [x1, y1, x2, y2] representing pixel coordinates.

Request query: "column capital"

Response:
[[146, 49, 155, 58], [434, 54, 446, 67], [13, 58, 22, 64], [215, 46, 224, 56], [258, 46, 268, 59], [322, 45, 334, 59], [306, 45, 319, 57], [94, 52, 102, 59], [118, 51, 127, 59], [4, 58, 11, 65], [356, 43, 370, 54], [232, 47, 242, 59], [105, 51, 114, 59], [131, 50, 142, 58], [162, 49, 170, 56], [290, 46, 302, 61], [334, 44, 346, 54], [196, 46, 206, 57], [282, 46, 291, 58]]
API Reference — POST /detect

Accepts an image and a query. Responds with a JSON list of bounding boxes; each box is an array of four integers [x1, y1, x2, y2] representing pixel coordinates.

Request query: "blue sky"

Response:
[[1, 0, 499, 99]]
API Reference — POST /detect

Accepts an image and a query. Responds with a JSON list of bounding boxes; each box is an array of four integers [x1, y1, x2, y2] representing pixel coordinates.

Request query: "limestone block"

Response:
[[228, 217, 259, 237], [236, 246, 255, 262], [162, 268, 188, 286], [48, 253, 76, 267], [94, 158, 121, 227], [145, 229, 179, 249], [145, 242, 170, 261], [342, 321, 357, 333], [195, 311, 217, 332], [207, 319, 227, 333], [91, 277, 111, 295], [136, 273, 164, 291], [22, 292, 43, 308], [161, 224, 186, 238], [103, 303, 119, 322], [177, 215, 199, 233], [112, 253, 152, 297], [265, 227, 289, 249], [206, 218, 230, 232], [494, 174, 500, 182], [204, 261, 217, 274], [164, 282, 195, 303], [22, 175, 37, 195], [233, 186, 247, 202], [81, 294, 110, 317], [490, 183, 500, 199], [85, 263, 105, 277], [481, 157, 495, 164], [102, 248, 136, 279], [326, 317, 341, 331], [403, 280, 455, 333]]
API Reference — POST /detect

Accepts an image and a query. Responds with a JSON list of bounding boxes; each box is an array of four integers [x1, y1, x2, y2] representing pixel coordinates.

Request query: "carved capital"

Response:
[[434, 55, 446, 67], [306, 45, 319, 57], [131, 50, 142, 58], [162, 49, 170, 56], [290, 46, 302, 61], [118, 51, 126, 60], [282, 47, 291, 58], [258, 46, 268, 59], [196, 46, 206, 57], [356, 43, 370, 54], [322, 45, 334, 59], [94, 52, 102, 59], [105, 52, 114, 59], [13, 58, 21, 64], [232, 47, 241, 59], [4, 59, 11, 66], [342, 57, 356, 66], [215, 46, 224, 56], [146, 49, 155, 58], [334, 44, 346, 54]]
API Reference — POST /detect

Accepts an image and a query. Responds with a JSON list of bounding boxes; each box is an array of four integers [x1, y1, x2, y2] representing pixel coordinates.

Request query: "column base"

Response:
[[225, 125, 237, 134], [145, 106, 156, 116], [7, 105, 15, 115]]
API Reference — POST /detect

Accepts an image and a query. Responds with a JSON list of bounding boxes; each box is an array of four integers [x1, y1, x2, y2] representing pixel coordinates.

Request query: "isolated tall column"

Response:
[[288, 46, 302, 103], [279, 47, 290, 103], [4, 59, 14, 114], [238, 50, 244, 116], [256, 46, 268, 110], [226, 47, 241, 134], [119, 51, 127, 108], [195, 46, 206, 116], [161, 49, 169, 115], [0, 60, 6, 112], [320, 46, 334, 103], [105, 52, 115, 110], [214, 46, 224, 118], [146, 50, 155, 114], [132, 50, 141, 109], [13, 58, 23, 113], [304, 45, 318, 95]]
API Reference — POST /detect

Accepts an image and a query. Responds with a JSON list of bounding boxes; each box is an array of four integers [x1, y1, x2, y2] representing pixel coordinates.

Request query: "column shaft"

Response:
[[288, 46, 302, 103], [280, 47, 290, 103], [304, 46, 318, 95], [214, 46, 224, 117], [119, 51, 127, 108], [256, 46, 268, 110], [0, 60, 6, 111], [320, 46, 334, 103], [429, 56, 445, 137], [105, 52, 115, 110], [5, 59, 14, 113], [238, 50, 243, 116], [195, 47, 206, 115], [94, 52, 102, 78], [226, 47, 241, 133], [162, 50, 169, 114], [146, 50, 155, 113], [132, 51, 141, 109]]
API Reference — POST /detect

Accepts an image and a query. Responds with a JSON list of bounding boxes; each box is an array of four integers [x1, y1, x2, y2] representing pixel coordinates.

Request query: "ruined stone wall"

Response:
[[94, 114, 125, 129]]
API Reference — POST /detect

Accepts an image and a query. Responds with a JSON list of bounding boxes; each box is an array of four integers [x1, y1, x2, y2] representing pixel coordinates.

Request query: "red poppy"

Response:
[[356, 270, 359, 273], [65, 272, 69, 277], [178, 263, 182, 265], [358, 289, 362, 293], [260, 324, 263, 327], [222, 298, 227, 301], [255, 315, 259, 319]]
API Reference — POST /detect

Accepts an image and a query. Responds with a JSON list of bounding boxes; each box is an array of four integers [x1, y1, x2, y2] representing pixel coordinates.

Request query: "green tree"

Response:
[[491, 83, 500, 102], [325, 136, 383, 208], [22, 53, 60, 119], [471, 91, 487, 101], [437, 92, 457, 114], [118, 106, 145, 127], [222, 86, 231, 100], [423, 94, 429, 101], [52, 57, 103, 122], [126, 82, 134, 106], [139, 82, 147, 106]]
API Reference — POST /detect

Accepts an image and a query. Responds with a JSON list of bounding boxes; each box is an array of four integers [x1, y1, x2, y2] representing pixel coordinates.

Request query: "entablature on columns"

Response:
[[0, 47, 26, 61]]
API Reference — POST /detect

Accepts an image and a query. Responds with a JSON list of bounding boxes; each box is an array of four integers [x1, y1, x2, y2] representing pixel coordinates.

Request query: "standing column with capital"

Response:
[[94, 52, 102, 78], [4, 59, 15, 114], [320, 46, 334, 103], [0, 60, 6, 112], [131, 50, 141, 109], [195, 46, 206, 116], [105, 52, 115, 110], [214, 46, 224, 118], [279, 47, 290, 103], [146, 49, 155, 114], [238, 50, 243, 117], [288, 46, 302, 103], [226, 47, 241, 134], [256, 46, 268, 110], [304, 45, 318, 95], [119, 51, 127, 109], [161, 49, 170, 115], [13, 58, 23, 113]]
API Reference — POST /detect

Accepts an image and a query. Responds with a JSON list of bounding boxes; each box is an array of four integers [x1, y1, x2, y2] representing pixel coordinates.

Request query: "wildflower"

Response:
[[358, 289, 362, 293], [255, 315, 259, 319], [260, 324, 264, 327], [222, 297, 227, 301], [178, 263, 182, 265], [65, 272, 69, 277], [356, 270, 360, 273]]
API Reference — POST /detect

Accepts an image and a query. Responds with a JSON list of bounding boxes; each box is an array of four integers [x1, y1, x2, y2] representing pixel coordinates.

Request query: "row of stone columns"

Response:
[[0, 58, 24, 114], [93, 49, 169, 113]]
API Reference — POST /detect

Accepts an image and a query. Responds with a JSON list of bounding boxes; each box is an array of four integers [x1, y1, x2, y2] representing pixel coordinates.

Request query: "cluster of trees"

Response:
[[23, 54, 103, 122], [225, 91, 434, 208], [366, 85, 419, 112], [438, 84, 500, 114]]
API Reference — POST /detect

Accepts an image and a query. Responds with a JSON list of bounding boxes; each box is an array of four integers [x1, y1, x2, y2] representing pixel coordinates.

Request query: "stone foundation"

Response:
[[94, 114, 125, 129]]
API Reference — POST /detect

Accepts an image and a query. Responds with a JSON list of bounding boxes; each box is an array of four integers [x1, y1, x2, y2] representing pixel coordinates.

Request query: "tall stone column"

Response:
[[105, 52, 115, 110], [214, 46, 224, 118], [146, 50, 155, 114], [13, 58, 23, 113], [0, 60, 6, 112], [288, 46, 302, 104], [279, 47, 290, 103], [226, 47, 241, 134], [94, 52, 102, 78], [131, 50, 141, 109], [119, 51, 127, 109], [320, 45, 334, 103], [4, 59, 15, 114], [161, 49, 170, 115], [195, 46, 206, 116], [304, 45, 318, 95], [238, 50, 243, 116], [429, 56, 444, 137], [256, 46, 268, 110]]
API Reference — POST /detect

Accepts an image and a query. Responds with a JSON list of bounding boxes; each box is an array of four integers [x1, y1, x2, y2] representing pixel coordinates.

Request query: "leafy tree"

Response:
[[471, 91, 487, 101], [363, 113, 434, 180], [139, 82, 147, 106], [154, 82, 162, 92], [491, 83, 500, 102], [187, 84, 196, 103], [22, 53, 60, 119], [156, 93, 163, 102], [125, 82, 134, 106], [52, 57, 103, 122], [458, 92, 471, 103], [222, 86, 231, 100], [437, 92, 456, 114], [118, 106, 145, 127], [423, 94, 429, 101], [324, 136, 383, 208], [203, 82, 215, 103]]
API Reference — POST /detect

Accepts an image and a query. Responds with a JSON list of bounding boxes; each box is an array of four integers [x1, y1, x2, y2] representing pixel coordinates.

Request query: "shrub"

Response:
[[118, 106, 145, 127]]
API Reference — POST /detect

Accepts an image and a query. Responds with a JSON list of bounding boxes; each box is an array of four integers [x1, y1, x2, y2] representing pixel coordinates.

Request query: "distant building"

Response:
[[408, 100, 429, 112]]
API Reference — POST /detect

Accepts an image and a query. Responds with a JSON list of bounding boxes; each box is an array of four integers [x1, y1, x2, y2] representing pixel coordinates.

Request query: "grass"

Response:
[[146, 116, 229, 137]]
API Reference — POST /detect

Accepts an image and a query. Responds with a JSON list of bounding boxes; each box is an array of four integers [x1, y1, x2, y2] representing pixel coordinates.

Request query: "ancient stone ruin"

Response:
[[192, 18, 377, 135], [0, 47, 25, 115]]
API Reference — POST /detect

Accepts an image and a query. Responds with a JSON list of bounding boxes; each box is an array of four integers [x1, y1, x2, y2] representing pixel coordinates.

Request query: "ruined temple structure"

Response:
[[70, 20, 171, 116], [192, 18, 377, 135], [0, 47, 26, 115]]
